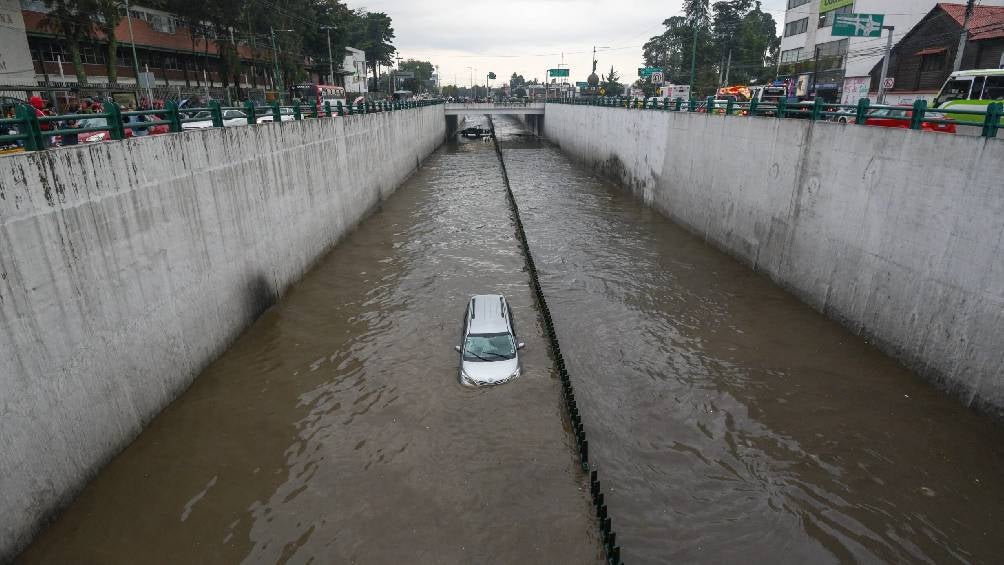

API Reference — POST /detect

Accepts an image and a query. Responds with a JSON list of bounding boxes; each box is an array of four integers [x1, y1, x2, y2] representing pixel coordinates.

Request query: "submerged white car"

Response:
[[456, 294, 524, 386]]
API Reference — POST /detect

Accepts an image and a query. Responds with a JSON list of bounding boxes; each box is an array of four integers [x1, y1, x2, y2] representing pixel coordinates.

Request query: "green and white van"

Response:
[[932, 69, 1004, 125]]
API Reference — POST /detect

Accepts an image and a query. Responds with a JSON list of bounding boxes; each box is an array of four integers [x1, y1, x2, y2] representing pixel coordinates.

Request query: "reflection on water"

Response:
[[20, 117, 601, 564], [495, 116, 1004, 564]]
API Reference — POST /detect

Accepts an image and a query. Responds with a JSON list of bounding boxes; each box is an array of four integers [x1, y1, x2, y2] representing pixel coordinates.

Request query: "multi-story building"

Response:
[[778, 0, 1004, 103], [3, 1, 367, 103]]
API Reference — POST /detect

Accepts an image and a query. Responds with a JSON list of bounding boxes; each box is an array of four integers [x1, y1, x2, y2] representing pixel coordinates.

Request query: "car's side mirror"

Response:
[[517, 343, 525, 350], [455, 345, 461, 352]]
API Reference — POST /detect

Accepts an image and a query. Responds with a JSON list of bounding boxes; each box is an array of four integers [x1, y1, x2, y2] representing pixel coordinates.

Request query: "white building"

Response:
[[343, 47, 367, 93], [0, 0, 35, 86], [779, 0, 1004, 102]]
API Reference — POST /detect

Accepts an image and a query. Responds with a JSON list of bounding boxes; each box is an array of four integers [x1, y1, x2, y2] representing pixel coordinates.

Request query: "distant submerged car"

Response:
[[456, 294, 524, 386]]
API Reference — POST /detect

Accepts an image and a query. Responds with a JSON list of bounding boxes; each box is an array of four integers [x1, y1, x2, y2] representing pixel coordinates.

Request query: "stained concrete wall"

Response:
[[0, 107, 445, 558], [542, 103, 1004, 417]]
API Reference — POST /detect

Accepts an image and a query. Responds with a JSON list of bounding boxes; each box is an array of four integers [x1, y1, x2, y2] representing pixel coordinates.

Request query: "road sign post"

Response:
[[876, 26, 895, 104]]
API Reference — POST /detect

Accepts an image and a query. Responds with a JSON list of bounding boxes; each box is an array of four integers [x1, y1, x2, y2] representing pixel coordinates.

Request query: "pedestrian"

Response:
[[61, 102, 79, 146], [29, 96, 52, 148]]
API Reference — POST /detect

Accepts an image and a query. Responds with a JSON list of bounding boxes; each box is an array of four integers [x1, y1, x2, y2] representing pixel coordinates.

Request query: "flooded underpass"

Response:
[[20, 118, 601, 564], [494, 116, 1004, 564], [20, 115, 1004, 564]]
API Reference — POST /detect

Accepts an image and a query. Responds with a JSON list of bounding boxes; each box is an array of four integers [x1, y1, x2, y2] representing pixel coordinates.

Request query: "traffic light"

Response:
[[488, 72, 496, 80]]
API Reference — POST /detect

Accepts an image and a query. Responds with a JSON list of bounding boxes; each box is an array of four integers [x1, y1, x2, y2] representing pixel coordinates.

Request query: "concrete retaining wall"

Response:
[[0, 107, 445, 557], [542, 103, 1004, 416]]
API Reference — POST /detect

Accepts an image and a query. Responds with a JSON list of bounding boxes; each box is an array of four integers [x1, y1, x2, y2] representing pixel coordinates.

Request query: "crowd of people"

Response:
[[2, 95, 178, 148]]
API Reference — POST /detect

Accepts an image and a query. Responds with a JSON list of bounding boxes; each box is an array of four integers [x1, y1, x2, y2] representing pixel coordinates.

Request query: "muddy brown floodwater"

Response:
[[494, 116, 1004, 564], [21, 115, 1004, 565], [20, 117, 602, 564]]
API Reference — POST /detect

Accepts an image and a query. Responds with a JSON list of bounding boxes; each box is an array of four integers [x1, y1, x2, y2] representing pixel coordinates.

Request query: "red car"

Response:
[[865, 107, 956, 133]]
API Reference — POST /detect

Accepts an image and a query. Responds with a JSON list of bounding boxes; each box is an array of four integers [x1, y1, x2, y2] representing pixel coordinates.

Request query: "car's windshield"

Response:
[[77, 117, 107, 129], [463, 332, 515, 362], [934, 78, 973, 106]]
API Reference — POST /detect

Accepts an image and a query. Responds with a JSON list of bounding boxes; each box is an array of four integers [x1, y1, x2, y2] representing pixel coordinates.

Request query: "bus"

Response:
[[932, 69, 1004, 125], [289, 84, 347, 114]]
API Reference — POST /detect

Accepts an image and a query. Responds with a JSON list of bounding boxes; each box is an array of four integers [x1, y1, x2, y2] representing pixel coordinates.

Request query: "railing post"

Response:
[[337, 101, 344, 116], [294, 102, 303, 120], [725, 98, 734, 116], [324, 101, 332, 117], [910, 99, 927, 130], [705, 96, 714, 114], [982, 101, 1002, 138], [675, 97, 683, 111], [749, 98, 759, 116], [103, 101, 125, 140], [166, 100, 182, 133], [777, 98, 787, 119], [311, 101, 319, 119], [244, 100, 256, 125], [209, 100, 223, 128], [811, 98, 824, 121], [855, 97, 870, 125], [16, 104, 40, 151], [271, 101, 281, 123], [687, 97, 696, 112], [357, 101, 364, 114]]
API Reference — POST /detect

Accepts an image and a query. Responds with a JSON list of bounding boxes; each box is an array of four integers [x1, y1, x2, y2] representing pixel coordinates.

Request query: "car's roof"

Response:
[[468, 294, 509, 334]]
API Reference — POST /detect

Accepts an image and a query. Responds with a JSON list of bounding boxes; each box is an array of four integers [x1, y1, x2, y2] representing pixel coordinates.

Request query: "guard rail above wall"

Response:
[[0, 99, 446, 152], [545, 96, 1003, 138]]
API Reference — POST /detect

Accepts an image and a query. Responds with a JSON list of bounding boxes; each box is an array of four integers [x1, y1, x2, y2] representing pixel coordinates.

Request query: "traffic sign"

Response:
[[883, 77, 895, 89], [488, 72, 496, 79], [651, 71, 665, 85], [638, 67, 662, 78], [394, 70, 415, 78], [832, 13, 884, 37], [598, 87, 606, 96], [548, 68, 570, 77], [575, 81, 589, 88]]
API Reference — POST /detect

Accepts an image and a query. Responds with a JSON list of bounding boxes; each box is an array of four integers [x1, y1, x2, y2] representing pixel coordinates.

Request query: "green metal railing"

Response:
[[1, 99, 445, 152], [546, 96, 1002, 138]]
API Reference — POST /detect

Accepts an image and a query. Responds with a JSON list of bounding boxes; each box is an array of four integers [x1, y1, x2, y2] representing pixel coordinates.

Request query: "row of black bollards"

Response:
[[486, 117, 623, 565]]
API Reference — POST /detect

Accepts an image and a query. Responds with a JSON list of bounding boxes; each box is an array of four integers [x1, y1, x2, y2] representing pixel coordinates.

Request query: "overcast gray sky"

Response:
[[346, 0, 786, 88]]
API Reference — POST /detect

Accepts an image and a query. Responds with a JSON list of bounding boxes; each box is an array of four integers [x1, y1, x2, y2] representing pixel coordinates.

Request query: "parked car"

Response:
[[865, 107, 956, 133], [256, 107, 295, 123], [75, 117, 134, 143], [181, 109, 249, 129], [455, 294, 524, 386]]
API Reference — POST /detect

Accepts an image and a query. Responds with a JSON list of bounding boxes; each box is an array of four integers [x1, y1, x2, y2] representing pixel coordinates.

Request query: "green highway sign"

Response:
[[638, 67, 662, 78], [832, 13, 884, 37], [820, 0, 853, 12], [576, 81, 589, 87], [548, 68, 570, 77]]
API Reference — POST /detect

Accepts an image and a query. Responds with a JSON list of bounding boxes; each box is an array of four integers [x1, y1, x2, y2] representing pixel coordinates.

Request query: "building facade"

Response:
[[5, 1, 367, 102], [868, 3, 1004, 103], [778, 0, 1004, 103]]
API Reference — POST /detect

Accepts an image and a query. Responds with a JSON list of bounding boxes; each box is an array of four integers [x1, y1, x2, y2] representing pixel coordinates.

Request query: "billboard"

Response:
[[0, 0, 35, 86]]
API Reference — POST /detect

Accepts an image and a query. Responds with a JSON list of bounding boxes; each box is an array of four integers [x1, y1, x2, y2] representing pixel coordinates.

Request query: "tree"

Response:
[[398, 59, 434, 93], [354, 11, 395, 90], [642, 0, 776, 96], [93, 0, 124, 84], [601, 66, 624, 96], [41, 0, 94, 85]]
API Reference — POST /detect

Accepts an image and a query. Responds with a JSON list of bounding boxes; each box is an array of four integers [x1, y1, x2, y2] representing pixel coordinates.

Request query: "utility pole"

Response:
[[723, 48, 732, 87], [952, 0, 976, 72], [322, 26, 336, 85], [689, 17, 699, 95], [877, 26, 896, 104], [123, 0, 141, 89]]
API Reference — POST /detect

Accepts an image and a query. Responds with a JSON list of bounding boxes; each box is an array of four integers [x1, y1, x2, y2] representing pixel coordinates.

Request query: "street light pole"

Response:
[[689, 16, 698, 95], [270, 27, 292, 103]]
